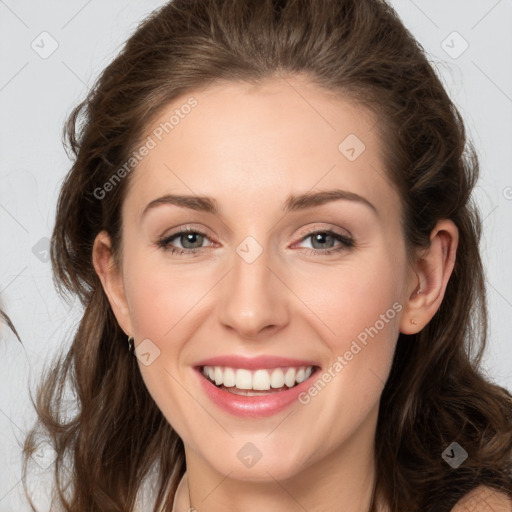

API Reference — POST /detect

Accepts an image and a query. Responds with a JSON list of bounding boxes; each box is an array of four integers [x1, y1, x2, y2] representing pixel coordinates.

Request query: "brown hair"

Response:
[[21, 0, 512, 511], [1, 308, 21, 342]]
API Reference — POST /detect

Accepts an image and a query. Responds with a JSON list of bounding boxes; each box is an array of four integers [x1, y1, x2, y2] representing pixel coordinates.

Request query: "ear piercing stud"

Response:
[[127, 335, 134, 353], [411, 288, 422, 324]]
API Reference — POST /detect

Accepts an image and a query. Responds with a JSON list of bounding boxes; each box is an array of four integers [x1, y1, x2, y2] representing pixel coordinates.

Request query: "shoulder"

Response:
[[451, 485, 512, 512]]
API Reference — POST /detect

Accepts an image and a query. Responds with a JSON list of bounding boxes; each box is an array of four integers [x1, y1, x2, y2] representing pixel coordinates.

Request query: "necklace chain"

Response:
[[187, 476, 193, 511]]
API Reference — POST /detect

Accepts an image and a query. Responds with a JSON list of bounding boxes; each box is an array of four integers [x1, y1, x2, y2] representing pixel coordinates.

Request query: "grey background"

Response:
[[1, 1, 511, 510]]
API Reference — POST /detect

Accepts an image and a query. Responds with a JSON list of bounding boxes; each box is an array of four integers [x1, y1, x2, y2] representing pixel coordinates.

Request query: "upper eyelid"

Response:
[[160, 224, 215, 241], [298, 223, 353, 239], [293, 229, 354, 250]]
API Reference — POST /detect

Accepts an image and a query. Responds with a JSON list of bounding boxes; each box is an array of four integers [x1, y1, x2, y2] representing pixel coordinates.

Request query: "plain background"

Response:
[[1, 1, 511, 510]]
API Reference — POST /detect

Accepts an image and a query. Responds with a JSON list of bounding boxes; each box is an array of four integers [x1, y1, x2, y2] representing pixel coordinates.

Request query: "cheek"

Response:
[[293, 247, 404, 347], [123, 251, 211, 343], [121, 252, 209, 435], [292, 249, 403, 406]]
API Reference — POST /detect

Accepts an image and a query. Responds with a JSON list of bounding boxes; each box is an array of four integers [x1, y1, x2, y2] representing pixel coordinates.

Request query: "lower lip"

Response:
[[195, 368, 318, 418]]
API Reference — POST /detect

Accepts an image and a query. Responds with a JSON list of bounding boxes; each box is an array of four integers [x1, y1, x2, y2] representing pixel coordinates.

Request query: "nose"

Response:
[[217, 245, 290, 340]]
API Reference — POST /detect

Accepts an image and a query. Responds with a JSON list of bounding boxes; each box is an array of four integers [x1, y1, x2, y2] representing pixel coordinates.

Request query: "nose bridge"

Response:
[[218, 236, 289, 338]]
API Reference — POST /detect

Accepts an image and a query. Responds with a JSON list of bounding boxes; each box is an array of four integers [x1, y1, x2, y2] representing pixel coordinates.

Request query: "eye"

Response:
[[157, 227, 212, 255], [295, 229, 354, 255], [156, 226, 354, 257]]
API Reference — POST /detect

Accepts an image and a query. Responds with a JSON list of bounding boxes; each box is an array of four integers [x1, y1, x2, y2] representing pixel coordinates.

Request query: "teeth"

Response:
[[236, 369, 252, 389], [202, 365, 314, 391], [252, 369, 271, 391], [270, 368, 285, 388], [223, 367, 236, 387], [214, 367, 223, 386], [284, 367, 296, 387]]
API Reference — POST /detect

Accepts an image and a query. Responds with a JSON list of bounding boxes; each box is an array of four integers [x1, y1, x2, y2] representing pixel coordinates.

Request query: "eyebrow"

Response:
[[284, 189, 377, 215], [141, 188, 378, 218]]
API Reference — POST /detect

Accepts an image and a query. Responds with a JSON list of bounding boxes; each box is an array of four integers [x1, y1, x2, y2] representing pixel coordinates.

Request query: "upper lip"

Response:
[[194, 355, 320, 370]]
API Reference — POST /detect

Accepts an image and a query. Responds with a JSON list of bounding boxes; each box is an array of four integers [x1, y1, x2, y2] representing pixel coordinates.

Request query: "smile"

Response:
[[194, 356, 320, 417], [202, 365, 313, 394]]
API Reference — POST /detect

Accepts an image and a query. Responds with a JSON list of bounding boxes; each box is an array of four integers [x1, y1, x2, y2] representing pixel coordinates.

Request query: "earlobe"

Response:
[[92, 231, 133, 336], [399, 219, 459, 334]]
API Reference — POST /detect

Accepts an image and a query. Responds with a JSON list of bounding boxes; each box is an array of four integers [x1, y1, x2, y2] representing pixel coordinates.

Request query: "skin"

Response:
[[93, 76, 459, 512]]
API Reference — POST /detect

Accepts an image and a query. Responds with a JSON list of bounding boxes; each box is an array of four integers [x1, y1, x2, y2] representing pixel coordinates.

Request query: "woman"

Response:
[[22, 0, 512, 511]]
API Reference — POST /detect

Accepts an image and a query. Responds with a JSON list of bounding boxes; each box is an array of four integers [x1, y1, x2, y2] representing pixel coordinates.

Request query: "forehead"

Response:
[[124, 77, 398, 220]]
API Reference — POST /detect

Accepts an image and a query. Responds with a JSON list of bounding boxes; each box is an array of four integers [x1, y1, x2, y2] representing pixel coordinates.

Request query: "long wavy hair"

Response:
[[21, 0, 512, 511]]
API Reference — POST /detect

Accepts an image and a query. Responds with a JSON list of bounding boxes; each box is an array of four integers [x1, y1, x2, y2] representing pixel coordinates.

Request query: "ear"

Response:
[[92, 230, 133, 336], [399, 219, 459, 334]]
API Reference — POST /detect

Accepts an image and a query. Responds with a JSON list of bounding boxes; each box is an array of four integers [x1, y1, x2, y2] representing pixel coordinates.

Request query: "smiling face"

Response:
[[94, 76, 419, 487]]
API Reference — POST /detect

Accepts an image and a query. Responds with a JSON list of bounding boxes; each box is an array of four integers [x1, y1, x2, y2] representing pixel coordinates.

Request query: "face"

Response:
[[97, 76, 417, 482]]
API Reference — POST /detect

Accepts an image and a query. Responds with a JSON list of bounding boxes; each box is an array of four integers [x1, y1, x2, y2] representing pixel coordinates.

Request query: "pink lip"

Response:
[[193, 356, 319, 418], [194, 355, 318, 370]]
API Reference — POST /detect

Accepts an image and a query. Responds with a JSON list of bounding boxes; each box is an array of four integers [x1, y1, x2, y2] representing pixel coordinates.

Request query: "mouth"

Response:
[[194, 358, 320, 417], [200, 365, 316, 396]]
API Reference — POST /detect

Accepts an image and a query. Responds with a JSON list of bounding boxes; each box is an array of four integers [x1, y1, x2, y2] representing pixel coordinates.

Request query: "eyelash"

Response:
[[156, 226, 355, 257]]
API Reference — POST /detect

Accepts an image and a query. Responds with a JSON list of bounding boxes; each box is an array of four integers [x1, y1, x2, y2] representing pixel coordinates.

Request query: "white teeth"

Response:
[[284, 367, 296, 387], [214, 367, 223, 386], [235, 369, 252, 390], [223, 367, 236, 387], [295, 367, 306, 384], [252, 369, 271, 390], [270, 368, 285, 388], [202, 365, 314, 391]]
